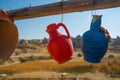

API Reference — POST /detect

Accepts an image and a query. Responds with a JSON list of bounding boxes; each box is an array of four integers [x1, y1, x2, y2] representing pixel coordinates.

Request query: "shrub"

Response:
[[22, 48, 27, 53], [108, 55, 115, 58], [77, 53, 82, 58], [29, 55, 35, 60], [15, 51, 20, 55], [19, 57, 27, 63], [0, 59, 4, 65], [38, 56, 45, 60], [38, 56, 51, 60]]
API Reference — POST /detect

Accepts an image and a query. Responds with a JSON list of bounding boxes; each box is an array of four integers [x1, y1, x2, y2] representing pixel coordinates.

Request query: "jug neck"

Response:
[[90, 15, 102, 31], [49, 30, 61, 39], [90, 22, 101, 31]]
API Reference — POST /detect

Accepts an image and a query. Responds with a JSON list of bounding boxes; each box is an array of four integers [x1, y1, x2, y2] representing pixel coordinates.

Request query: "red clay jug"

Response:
[[0, 9, 18, 60], [46, 23, 73, 64]]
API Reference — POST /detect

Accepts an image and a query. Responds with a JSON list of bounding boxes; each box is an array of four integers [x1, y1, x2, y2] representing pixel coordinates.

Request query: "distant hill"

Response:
[[108, 37, 120, 53], [17, 35, 120, 53]]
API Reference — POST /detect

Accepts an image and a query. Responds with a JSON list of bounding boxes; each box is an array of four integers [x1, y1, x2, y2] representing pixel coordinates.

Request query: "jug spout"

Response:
[[46, 23, 61, 39], [46, 23, 59, 33], [90, 15, 102, 31]]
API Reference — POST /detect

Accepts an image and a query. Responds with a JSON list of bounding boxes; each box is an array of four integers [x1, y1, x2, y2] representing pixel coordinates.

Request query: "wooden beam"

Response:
[[7, 0, 120, 20]]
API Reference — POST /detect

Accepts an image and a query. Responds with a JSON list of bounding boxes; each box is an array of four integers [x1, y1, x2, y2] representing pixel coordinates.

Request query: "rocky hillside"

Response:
[[17, 35, 120, 53]]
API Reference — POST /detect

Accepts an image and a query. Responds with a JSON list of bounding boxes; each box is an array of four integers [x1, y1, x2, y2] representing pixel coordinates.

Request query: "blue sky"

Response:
[[0, 0, 120, 39]]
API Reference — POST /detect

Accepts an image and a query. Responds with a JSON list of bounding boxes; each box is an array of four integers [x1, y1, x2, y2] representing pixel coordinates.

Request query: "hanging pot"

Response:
[[0, 9, 18, 60], [46, 23, 73, 64], [81, 15, 109, 63]]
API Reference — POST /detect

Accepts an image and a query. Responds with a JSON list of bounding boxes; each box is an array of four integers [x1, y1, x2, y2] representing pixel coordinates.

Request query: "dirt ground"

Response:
[[7, 71, 120, 80]]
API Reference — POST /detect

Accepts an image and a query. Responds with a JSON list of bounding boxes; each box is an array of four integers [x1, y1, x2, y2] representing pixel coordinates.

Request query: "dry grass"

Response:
[[0, 58, 120, 76], [0, 59, 93, 75], [98, 60, 120, 75]]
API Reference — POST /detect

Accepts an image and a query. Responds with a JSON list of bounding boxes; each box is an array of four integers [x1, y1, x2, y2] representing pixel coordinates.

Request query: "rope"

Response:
[[91, 0, 97, 17], [61, 0, 64, 23], [91, 10, 97, 16]]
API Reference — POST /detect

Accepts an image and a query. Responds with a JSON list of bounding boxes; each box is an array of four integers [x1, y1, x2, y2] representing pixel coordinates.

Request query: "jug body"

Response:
[[46, 23, 73, 64], [0, 9, 18, 60], [81, 30, 108, 63], [81, 15, 109, 63]]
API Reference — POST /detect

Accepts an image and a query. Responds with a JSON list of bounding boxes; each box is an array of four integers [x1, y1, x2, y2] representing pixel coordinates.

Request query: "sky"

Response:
[[0, 0, 120, 40]]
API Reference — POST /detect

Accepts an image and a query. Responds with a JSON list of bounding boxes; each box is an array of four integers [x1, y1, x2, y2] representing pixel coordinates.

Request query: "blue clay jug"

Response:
[[81, 15, 109, 63]]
